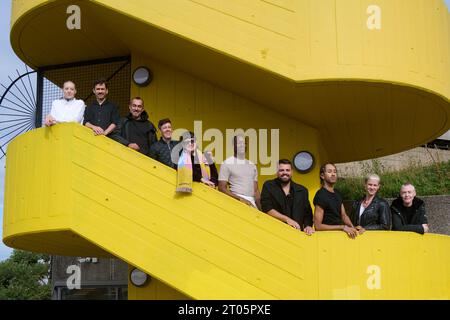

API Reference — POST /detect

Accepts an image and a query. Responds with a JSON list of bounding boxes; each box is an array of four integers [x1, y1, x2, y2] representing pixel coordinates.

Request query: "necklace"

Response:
[[363, 197, 373, 208]]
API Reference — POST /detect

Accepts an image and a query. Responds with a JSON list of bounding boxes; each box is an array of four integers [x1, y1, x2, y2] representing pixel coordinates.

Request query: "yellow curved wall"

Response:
[[97, 0, 450, 98], [9, 0, 450, 163], [130, 53, 325, 197], [3, 124, 449, 299], [12, 0, 450, 99]]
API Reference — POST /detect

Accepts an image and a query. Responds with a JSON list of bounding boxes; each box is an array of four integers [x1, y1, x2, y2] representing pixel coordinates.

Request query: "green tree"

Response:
[[0, 250, 51, 300]]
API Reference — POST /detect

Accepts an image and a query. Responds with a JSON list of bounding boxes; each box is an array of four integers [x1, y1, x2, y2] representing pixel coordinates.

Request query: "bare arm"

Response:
[[85, 122, 104, 135], [254, 181, 261, 210], [218, 181, 241, 200], [314, 205, 345, 231], [218, 181, 252, 205], [340, 204, 355, 228], [315, 205, 358, 238], [103, 123, 116, 136], [267, 209, 300, 229]]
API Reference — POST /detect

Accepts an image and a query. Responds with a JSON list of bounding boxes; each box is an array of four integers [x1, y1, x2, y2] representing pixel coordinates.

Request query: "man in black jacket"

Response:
[[114, 97, 157, 156], [391, 183, 429, 234], [261, 159, 314, 235], [149, 118, 180, 168], [84, 79, 120, 137]]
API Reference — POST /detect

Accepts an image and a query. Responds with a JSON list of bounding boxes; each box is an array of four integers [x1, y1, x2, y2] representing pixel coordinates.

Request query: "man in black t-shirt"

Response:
[[390, 183, 429, 234], [313, 163, 363, 239]]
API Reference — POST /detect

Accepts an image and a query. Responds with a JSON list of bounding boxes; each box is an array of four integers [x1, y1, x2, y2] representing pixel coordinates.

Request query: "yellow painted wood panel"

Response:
[[2, 124, 450, 299]]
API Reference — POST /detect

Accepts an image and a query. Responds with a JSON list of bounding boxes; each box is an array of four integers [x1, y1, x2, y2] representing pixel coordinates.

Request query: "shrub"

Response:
[[336, 160, 450, 200]]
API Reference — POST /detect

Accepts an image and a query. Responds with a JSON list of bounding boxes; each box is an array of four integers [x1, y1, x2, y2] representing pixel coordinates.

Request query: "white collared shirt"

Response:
[[50, 98, 85, 124]]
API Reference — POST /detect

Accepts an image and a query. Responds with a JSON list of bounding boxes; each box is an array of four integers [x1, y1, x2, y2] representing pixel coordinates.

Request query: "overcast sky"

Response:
[[0, 0, 22, 261], [0, 1, 449, 261]]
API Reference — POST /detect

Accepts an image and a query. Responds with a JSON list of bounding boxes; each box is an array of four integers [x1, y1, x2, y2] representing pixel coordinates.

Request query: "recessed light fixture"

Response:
[[132, 66, 152, 87], [130, 268, 150, 287], [293, 151, 315, 173]]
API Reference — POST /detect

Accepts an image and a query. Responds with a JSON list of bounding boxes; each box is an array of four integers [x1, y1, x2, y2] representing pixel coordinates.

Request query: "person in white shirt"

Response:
[[218, 135, 261, 209], [44, 81, 85, 126]]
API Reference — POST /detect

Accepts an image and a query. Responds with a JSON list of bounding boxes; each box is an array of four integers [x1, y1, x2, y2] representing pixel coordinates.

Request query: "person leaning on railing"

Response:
[[351, 174, 391, 231], [44, 80, 85, 127], [313, 163, 363, 239], [390, 183, 429, 234]]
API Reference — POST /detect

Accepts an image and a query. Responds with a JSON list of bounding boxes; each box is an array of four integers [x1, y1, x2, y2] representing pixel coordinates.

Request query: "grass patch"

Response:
[[336, 159, 450, 200]]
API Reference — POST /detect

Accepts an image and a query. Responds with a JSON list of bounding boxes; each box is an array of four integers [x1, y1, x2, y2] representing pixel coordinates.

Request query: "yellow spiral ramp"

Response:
[[2, 124, 449, 299], [9, 0, 450, 162]]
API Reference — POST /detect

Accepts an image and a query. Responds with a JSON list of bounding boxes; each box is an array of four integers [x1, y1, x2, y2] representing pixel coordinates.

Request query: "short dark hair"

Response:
[[129, 96, 144, 106], [158, 118, 171, 129], [93, 78, 108, 89], [278, 159, 292, 166], [319, 163, 337, 184]]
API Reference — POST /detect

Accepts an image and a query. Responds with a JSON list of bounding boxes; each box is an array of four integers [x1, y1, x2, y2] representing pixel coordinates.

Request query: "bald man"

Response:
[[390, 183, 429, 234]]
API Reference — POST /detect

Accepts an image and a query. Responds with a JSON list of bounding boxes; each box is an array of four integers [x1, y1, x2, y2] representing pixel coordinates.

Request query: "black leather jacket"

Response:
[[352, 195, 391, 230], [390, 197, 428, 234]]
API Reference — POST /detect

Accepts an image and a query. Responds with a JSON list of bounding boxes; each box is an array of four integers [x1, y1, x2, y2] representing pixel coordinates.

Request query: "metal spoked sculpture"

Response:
[[0, 65, 37, 160]]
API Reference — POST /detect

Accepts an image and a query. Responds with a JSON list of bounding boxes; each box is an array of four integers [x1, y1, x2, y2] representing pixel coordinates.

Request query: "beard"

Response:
[[278, 175, 291, 185]]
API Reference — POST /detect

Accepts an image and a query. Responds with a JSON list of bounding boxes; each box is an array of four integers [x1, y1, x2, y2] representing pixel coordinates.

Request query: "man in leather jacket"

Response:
[[390, 183, 429, 234]]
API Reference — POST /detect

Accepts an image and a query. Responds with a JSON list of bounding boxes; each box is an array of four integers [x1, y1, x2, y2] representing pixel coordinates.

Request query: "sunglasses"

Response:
[[184, 139, 195, 144]]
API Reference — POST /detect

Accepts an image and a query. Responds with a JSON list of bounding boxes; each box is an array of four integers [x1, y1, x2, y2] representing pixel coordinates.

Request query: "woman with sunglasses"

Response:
[[176, 131, 218, 192]]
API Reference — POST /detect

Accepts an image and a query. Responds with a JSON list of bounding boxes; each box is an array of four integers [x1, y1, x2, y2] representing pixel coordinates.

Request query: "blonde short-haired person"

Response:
[[390, 183, 429, 234], [352, 174, 391, 231], [44, 81, 85, 126]]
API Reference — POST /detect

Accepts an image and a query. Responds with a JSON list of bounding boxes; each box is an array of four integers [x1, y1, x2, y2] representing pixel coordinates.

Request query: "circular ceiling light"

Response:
[[293, 151, 315, 173], [132, 66, 152, 87], [130, 268, 150, 287]]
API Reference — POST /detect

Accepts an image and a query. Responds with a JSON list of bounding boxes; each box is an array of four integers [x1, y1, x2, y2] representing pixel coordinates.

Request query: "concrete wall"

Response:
[[402, 195, 450, 236], [337, 147, 450, 178], [51, 256, 128, 299]]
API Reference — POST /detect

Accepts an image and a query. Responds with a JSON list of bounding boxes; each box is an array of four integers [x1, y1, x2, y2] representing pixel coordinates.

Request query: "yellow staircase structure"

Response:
[[3, 124, 449, 299]]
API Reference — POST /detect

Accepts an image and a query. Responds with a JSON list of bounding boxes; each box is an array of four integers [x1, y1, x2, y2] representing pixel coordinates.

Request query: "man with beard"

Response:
[[260, 159, 314, 235], [114, 97, 157, 156], [83, 79, 120, 138], [313, 163, 361, 239]]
